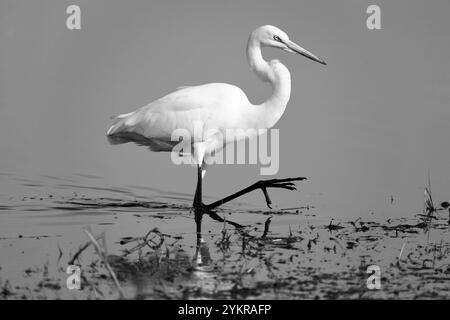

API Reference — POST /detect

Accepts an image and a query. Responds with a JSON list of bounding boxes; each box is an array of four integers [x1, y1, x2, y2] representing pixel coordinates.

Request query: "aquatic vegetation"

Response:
[[0, 174, 449, 299]]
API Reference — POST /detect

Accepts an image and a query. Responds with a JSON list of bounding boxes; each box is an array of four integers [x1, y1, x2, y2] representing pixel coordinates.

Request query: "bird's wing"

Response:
[[107, 83, 250, 148]]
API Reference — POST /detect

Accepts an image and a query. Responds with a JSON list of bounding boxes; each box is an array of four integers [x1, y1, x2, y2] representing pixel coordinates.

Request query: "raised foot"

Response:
[[194, 177, 306, 233], [205, 177, 307, 211], [256, 177, 306, 209], [256, 177, 306, 190]]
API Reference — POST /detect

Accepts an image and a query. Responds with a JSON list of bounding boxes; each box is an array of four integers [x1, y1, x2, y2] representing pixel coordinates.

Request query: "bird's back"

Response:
[[107, 83, 252, 151]]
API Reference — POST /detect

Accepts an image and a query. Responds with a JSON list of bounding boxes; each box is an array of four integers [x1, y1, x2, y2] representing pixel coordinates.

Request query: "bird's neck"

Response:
[[246, 37, 291, 129]]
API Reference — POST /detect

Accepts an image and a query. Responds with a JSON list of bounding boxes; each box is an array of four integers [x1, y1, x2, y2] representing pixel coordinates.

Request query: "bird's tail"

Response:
[[106, 112, 135, 145]]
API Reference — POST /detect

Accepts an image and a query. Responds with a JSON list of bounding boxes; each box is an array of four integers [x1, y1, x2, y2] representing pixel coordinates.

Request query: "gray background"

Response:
[[1, 0, 449, 218]]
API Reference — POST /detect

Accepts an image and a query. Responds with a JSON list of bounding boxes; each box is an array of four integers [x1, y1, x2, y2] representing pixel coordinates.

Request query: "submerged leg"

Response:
[[193, 164, 204, 243]]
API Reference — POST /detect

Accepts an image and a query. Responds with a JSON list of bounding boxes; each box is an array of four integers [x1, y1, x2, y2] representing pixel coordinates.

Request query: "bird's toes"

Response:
[[271, 182, 296, 190]]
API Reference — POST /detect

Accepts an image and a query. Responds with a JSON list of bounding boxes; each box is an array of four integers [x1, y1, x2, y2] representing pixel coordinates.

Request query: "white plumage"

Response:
[[107, 83, 252, 159], [107, 25, 325, 165], [106, 25, 325, 241]]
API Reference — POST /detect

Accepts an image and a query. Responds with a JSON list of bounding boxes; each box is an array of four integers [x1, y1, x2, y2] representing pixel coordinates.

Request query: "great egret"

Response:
[[107, 25, 326, 241]]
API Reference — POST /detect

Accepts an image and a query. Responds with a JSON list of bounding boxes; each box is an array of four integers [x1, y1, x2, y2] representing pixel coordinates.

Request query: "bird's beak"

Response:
[[284, 40, 326, 65]]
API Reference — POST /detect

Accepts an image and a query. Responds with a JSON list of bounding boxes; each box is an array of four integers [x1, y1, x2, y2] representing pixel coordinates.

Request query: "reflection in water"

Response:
[[0, 172, 449, 299], [191, 242, 217, 293], [193, 242, 213, 267]]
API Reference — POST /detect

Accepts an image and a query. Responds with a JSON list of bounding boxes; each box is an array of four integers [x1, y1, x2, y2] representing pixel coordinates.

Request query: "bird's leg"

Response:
[[192, 163, 245, 233], [204, 177, 306, 211], [193, 164, 204, 243]]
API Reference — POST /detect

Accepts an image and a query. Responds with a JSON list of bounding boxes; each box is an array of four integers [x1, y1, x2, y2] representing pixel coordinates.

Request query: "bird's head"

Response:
[[254, 25, 326, 65]]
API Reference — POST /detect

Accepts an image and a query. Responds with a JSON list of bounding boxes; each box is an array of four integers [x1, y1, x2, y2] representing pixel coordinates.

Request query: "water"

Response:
[[0, 172, 449, 299]]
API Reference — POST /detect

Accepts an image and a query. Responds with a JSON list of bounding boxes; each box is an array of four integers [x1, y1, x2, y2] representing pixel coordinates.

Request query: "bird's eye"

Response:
[[273, 35, 281, 42]]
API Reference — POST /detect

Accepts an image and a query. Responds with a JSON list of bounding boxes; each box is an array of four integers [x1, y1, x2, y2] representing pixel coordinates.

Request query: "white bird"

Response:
[[107, 25, 326, 241]]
